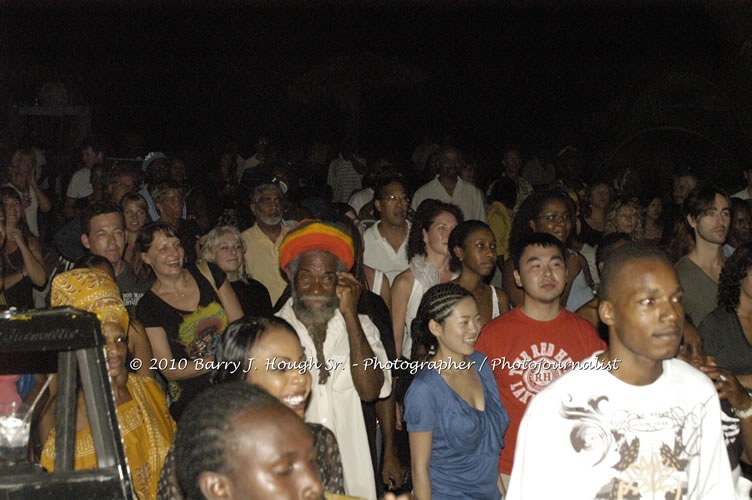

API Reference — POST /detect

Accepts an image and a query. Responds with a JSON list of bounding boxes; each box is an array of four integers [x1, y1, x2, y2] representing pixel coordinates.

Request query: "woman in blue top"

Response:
[[405, 283, 510, 499]]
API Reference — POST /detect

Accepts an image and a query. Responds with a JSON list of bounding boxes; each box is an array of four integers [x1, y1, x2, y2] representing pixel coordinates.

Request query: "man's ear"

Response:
[[249, 202, 257, 217], [155, 202, 164, 216], [599, 299, 615, 326], [528, 220, 536, 232], [686, 214, 697, 230], [198, 471, 233, 500], [81, 234, 91, 250], [373, 199, 382, 214], [513, 269, 523, 288]]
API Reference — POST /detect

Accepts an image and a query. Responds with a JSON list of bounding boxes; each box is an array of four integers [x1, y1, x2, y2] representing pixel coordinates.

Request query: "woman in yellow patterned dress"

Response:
[[39, 268, 175, 500]]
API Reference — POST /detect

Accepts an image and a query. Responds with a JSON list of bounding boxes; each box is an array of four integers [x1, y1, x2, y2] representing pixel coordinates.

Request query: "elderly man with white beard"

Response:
[[241, 182, 291, 305], [275, 219, 391, 500]]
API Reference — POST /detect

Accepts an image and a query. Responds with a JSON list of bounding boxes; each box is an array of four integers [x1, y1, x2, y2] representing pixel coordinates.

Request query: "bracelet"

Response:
[[734, 404, 752, 419]]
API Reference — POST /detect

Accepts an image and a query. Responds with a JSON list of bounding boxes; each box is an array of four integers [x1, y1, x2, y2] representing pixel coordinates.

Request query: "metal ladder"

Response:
[[0, 307, 134, 499]]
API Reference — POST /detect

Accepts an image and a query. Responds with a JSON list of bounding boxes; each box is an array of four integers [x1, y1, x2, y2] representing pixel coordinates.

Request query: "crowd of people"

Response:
[[2, 135, 752, 499]]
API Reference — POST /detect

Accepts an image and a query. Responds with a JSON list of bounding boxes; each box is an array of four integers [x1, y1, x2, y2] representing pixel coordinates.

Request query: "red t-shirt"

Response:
[[475, 306, 606, 475]]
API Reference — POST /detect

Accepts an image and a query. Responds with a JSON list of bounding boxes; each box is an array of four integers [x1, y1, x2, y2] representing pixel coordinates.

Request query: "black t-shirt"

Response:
[[135, 262, 228, 419], [116, 261, 152, 318], [231, 278, 273, 318]]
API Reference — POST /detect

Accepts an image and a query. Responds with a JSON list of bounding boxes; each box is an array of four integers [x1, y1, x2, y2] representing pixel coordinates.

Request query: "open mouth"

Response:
[[281, 393, 307, 412]]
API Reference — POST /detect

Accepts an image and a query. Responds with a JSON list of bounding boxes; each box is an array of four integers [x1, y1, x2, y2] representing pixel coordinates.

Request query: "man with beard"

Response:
[[675, 186, 730, 327], [723, 197, 752, 258], [275, 219, 391, 500], [241, 183, 291, 305]]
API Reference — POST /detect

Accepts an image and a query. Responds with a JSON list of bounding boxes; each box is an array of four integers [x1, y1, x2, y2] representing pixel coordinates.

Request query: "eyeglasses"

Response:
[[382, 194, 410, 203], [537, 213, 571, 223]]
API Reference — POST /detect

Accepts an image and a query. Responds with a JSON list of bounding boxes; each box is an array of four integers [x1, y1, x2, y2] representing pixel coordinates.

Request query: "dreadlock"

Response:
[[410, 283, 473, 357], [174, 382, 281, 500]]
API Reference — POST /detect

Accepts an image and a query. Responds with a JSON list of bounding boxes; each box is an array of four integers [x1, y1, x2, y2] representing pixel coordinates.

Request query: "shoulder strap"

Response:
[[196, 260, 224, 309]]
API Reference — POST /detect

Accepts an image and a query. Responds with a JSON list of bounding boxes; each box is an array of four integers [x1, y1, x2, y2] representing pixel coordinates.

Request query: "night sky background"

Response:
[[3, 4, 751, 187]]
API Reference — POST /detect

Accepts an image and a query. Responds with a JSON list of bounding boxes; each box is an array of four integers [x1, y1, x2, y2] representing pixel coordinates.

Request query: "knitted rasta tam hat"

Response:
[[279, 219, 355, 272]]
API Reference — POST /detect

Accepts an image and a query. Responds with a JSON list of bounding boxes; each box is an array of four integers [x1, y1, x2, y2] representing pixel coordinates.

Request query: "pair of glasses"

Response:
[[383, 195, 410, 203], [537, 214, 571, 223]]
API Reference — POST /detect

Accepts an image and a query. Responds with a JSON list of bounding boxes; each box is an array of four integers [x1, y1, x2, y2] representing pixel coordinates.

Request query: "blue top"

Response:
[[405, 351, 510, 499]]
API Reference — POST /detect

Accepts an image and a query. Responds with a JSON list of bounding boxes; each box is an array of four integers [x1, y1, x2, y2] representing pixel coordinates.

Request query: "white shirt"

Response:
[[327, 154, 364, 203], [347, 187, 374, 215], [277, 299, 392, 500], [411, 175, 486, 222], [507, 355, 734, 500], [66, 167, 92, 199], [362, 221, 410, 285], [733, 188, 751, 200]]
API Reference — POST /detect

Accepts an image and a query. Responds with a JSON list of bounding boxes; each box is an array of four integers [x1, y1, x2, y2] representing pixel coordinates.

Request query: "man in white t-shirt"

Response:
[[362, 174, 410, 284], [411, 146, 486, 221], [64, 137, 105, 219], [507, 243, 734, 499]]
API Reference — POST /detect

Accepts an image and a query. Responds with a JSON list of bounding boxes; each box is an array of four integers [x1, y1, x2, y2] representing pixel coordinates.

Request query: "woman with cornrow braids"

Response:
[[404, 283, 509, 500]]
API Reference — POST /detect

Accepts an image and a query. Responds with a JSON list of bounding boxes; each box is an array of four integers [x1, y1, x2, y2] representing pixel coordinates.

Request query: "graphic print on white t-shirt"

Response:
[[560, 394, 711, 499]]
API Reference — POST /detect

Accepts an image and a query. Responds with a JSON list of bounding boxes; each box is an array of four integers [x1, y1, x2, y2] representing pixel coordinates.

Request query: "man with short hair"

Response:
[[724, 197, 751, 257], [362, 174, 410, 284], [80, 202, 150, 316], [153, 183, 202, 265], [53, 165, 139, 263], [175, 382, 324, 500], [411, 146, 486, 221], [276, 220, 391, 500], [241, 183, 291, 305], [64, 137, 105, 219], [476, 232, 605, 491], [675, 186, 730, 327], [507, 243, 734, 499]]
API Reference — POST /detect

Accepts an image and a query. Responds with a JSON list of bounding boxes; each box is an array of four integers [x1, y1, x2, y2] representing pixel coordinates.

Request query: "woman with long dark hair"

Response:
[[391, 199, 463, 360]]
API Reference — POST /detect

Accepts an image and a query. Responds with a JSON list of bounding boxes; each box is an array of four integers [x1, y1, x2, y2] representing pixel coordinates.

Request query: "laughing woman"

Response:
[[405, 284, 509, 500], [135, 222, 243, 420]]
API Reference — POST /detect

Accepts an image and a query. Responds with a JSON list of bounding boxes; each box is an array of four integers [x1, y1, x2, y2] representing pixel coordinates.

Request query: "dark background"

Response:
[[3, 3, 752, 187]]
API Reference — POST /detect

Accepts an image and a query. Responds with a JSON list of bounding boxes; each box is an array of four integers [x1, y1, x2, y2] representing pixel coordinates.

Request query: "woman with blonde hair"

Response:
[[604, 197, 644, 242], [199, 225, 272, 316]]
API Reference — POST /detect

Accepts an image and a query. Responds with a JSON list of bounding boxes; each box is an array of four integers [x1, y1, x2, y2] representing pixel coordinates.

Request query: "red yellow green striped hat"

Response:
[[279, 219, 354, 271]]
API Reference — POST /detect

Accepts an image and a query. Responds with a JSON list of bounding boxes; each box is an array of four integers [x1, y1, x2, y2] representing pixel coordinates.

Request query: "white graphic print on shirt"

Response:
[[561, 395, 710, 499]]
